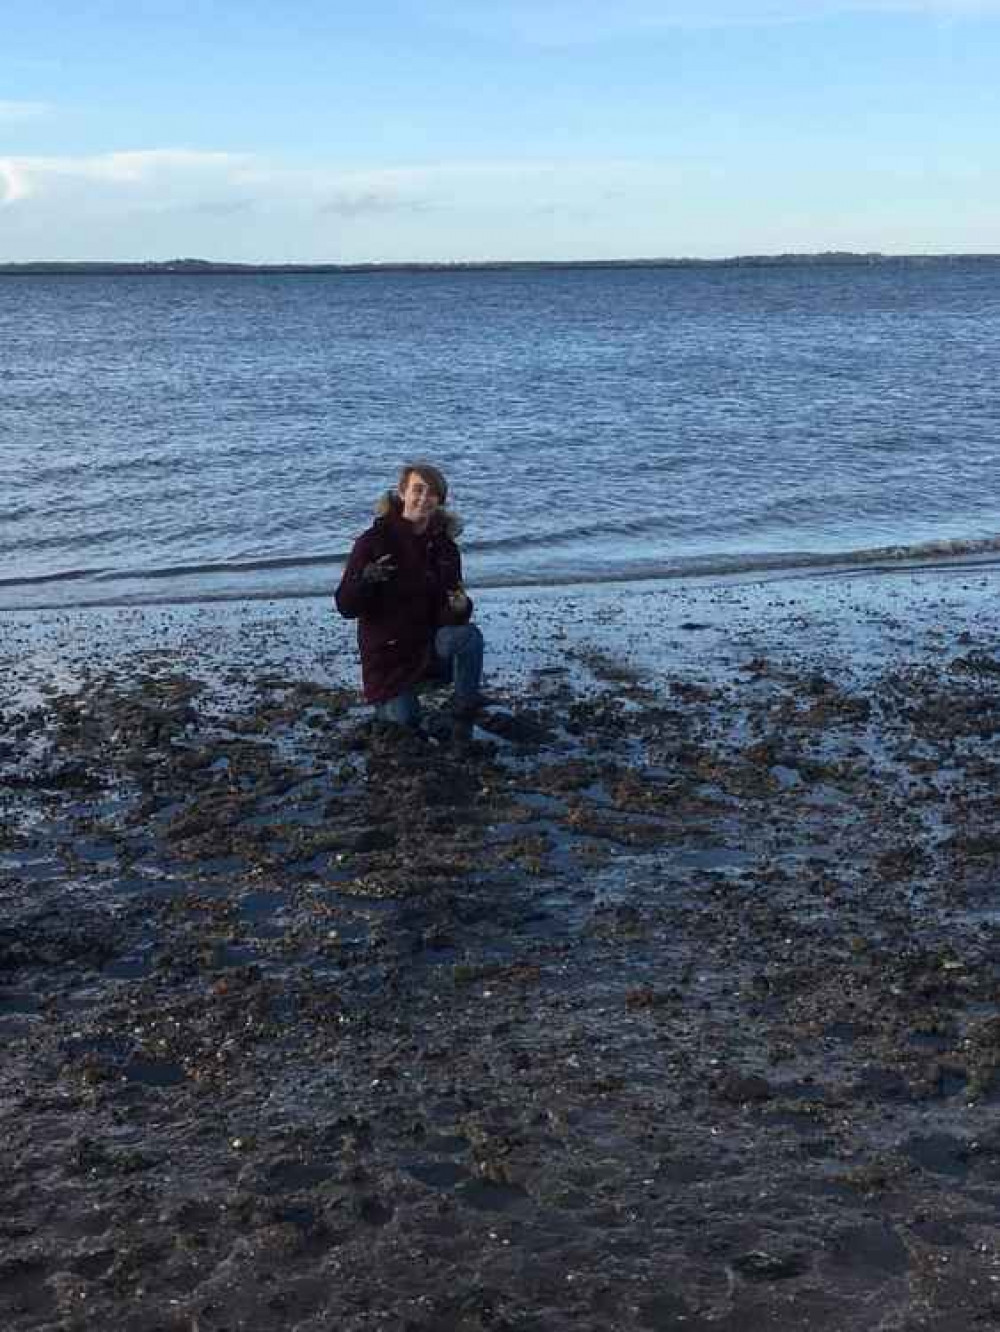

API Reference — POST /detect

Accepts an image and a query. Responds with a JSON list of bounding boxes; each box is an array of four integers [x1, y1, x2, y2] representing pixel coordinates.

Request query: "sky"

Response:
[[1, 0, 999, 263]]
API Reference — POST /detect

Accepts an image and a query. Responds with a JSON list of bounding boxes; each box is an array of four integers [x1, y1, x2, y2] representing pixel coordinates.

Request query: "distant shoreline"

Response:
[[2, 252, 1000, 276]]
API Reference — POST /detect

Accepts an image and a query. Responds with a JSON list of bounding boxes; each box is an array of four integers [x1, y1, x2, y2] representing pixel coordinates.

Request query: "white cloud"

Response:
[[59, 148, 249, 184], [0, 150, 499, 228], [0, 160, 30, 205], [0, 149, 660, 259], [0, 149, 251, 207], [0, 100, 52, 122]]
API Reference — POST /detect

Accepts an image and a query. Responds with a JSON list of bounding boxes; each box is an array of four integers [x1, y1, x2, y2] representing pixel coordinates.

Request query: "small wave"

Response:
[[852, 535, 1000, 563], [0, 565, 109, 589], [465, 513, 665, 555], [4, 532, 1000, 613], [92, 550, 353, 583], [1, 551, 351, 591], [4, 514, 666, 590]]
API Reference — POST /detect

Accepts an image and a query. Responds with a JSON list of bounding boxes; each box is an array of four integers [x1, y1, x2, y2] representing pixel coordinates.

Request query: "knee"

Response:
[[436, 622, 484, 660], [456, 623, 484, 652]]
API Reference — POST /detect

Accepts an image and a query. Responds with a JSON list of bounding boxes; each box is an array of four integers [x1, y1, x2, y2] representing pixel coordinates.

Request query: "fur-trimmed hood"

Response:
[[374, 490, 464, 541]]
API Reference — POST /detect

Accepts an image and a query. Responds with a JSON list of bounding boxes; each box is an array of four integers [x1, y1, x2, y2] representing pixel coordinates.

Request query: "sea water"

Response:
[[3, 260, 1000, 612]]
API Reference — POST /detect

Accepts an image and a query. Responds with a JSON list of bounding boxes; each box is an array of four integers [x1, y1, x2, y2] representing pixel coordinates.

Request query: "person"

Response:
[[335, 462, 486, 729]]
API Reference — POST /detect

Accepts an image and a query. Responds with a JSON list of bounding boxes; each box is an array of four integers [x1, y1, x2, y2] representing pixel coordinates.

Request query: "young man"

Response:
[[335, 462, 485, 729]]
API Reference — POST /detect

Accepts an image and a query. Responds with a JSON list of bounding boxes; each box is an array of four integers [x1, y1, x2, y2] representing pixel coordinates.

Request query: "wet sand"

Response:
[[3, 565, 1000, 1331]]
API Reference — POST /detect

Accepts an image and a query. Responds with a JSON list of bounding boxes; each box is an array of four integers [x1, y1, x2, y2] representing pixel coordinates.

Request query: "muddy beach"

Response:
[[3, 568, 1000, 1331]]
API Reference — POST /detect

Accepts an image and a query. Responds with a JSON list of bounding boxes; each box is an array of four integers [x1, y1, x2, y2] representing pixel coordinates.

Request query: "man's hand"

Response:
[[361, 555, 397, 585]]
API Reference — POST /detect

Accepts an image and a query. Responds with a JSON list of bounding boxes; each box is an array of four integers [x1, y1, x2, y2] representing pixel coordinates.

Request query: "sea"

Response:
[[3, 260, 1000, 614]]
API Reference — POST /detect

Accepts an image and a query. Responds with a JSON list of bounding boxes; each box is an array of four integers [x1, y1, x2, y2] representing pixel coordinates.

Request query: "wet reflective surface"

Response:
[[3, 571, 1000, 1328]]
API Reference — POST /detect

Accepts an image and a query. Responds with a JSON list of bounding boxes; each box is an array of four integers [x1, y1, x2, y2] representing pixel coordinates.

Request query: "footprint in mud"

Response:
[[354, 1194, 395, 1226], [638, 1290, 705, 1329], [903, 1131, 971, 1179], [908, 1216, 970, 1247], [656, 1155, 720, 1185], [458, 1179, 529, 1212], [475, 710, 552, 746], [70, 1249, 115, 1281], [250, 1158, 338, 1193], [0, 1257, 56, 1321], [851, 1064, 911, 1101], [827, 1220, 909, 1277], [405, 1160, 471, 1189]]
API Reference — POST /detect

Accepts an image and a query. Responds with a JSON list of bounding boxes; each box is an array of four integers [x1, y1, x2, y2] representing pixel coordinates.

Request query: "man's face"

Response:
[[399, 472, 441, 529]]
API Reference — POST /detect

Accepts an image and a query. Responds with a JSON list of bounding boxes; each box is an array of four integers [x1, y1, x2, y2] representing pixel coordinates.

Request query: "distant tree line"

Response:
[[1, 253, 998, 276]]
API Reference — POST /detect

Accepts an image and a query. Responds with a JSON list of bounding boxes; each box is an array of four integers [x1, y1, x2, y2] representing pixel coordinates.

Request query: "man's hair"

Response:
[[398, 461, 448, 504]]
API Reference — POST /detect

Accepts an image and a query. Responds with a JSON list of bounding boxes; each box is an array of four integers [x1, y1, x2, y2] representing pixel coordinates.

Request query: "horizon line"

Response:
[[3, 250, 1000, 274]]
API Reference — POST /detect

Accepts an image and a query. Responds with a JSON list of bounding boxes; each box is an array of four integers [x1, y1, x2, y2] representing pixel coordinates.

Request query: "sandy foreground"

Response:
[[2, 565, 1000, 1331]]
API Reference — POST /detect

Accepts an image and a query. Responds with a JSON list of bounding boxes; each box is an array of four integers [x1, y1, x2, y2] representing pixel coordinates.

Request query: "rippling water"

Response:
[[3, 262, 1000, 611]]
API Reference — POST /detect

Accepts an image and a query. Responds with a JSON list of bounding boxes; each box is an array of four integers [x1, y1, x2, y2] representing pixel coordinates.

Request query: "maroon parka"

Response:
[[334, 496, 473, 704]]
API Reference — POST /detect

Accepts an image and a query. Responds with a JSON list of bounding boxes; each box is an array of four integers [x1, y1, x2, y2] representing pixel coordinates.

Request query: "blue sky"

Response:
[[2, 1, 998, 262]]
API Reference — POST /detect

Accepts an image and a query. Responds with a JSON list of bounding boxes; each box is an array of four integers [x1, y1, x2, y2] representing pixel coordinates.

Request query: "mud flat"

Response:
[[2, 565, 1000, 1331]]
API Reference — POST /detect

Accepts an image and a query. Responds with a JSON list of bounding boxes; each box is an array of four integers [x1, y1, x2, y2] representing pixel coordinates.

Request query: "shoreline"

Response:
[[3, 541, 1000, 621], [3, 565, 1000, 1328], [3, 558, 998, 685]]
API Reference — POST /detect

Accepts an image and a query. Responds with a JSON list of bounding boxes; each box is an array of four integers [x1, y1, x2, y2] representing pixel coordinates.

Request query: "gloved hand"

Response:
[[361, 555, 396, 586], [447, 586, 470, 616]]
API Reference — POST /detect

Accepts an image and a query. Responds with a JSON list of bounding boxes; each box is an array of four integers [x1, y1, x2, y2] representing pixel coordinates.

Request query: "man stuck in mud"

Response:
[[335, 462, 485, 730]]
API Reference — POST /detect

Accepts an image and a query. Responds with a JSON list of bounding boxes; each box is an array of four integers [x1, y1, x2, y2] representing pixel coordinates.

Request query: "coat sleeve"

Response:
[[334, 531, 382, 620], [434, 540, 474, 625]]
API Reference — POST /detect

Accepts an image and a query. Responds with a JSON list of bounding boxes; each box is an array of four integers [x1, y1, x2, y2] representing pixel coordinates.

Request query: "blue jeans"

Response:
[[374, 624, 484, 727]]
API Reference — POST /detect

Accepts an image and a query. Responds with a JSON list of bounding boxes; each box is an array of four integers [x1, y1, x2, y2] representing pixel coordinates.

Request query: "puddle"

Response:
[[123, 1057, 187, 1088], [239, 890, 288, 920], [405, 1160, 472, 1189], [103, 948, 156, 980], [584, 846, 756, 911], [73, 839, 119, 865], [0, 853, 64, 883], [203, 941, 260, 970], [825, 1021, 865, 1043], [673, 845, 758, 871], [114, 872, 200, 901], [186, 855, 248, 877], [907, 1029, 956, 1053]]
